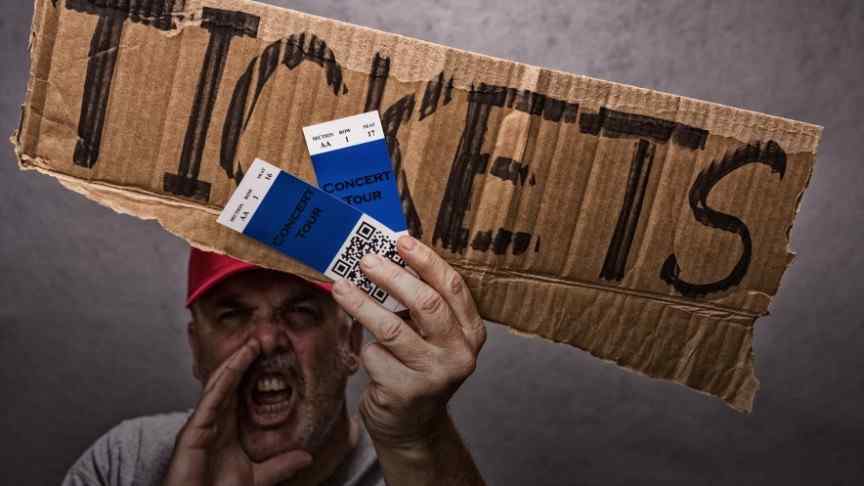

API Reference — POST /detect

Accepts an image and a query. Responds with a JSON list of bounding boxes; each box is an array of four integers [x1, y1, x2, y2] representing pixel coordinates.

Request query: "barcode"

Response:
[[328, 219, 405, 304]]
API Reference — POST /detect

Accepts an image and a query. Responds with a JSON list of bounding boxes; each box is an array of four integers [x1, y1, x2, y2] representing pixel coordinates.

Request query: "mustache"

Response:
[[253, 352, 297, 373], [244, 352, 304, 388]]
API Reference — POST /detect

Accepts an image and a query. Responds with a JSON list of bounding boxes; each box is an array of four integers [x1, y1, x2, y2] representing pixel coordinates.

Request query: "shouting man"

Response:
[[63, 235, 486, 485]]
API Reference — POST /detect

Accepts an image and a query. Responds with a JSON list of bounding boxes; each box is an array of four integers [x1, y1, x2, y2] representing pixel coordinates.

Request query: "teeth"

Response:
[[256, 376, 287, 392]]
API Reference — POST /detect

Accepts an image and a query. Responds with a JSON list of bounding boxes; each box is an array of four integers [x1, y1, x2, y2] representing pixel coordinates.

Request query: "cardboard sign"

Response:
[[13, 0, 823, 411]]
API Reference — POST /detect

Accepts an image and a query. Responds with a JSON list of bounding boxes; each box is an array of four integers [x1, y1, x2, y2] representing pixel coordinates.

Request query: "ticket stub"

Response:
[[303, 111, 408, 234], [217, 159, 407, 312]]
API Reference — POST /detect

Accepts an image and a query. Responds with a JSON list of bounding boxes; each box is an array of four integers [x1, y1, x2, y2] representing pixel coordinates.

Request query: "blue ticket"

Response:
[[303, 111, 408, 234], [217, 159, 407, 311]]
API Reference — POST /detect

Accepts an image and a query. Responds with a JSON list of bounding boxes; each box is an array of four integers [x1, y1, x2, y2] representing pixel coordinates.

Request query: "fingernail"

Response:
[[332, 278, 348, 295], [300, 452, 314, 467], [361, 254, 383, 269], [399, 236, 417, 251]]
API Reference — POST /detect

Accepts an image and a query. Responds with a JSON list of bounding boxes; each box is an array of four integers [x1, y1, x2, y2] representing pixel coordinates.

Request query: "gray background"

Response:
[[1, 0, 862, 484]]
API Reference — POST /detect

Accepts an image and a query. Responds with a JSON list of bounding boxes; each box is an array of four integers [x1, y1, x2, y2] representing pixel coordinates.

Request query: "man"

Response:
[[63, 235, 487, 485]]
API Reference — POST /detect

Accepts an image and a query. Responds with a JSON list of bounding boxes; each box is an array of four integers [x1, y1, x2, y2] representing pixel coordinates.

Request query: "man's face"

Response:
[[189, 270, 360, 462]]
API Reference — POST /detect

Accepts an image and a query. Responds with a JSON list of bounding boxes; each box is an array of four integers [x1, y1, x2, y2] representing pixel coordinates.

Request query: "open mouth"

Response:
[[244, 372, 296, 428]]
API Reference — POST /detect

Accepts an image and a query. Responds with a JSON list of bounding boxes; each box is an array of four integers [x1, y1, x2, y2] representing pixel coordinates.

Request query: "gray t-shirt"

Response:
[[61, 412, 383, 486]]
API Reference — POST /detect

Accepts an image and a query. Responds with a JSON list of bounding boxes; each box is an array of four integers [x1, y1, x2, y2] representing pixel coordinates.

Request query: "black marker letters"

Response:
[[600, 139, 656, 281], [164, 7, 260, 202], [220, 33, 347, 183], [660, 141, 787, 297], [68, 0, 185, 168]]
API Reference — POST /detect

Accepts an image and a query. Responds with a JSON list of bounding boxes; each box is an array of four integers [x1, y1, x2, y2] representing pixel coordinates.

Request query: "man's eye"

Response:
[[219, 309, 251, 325], [283, 304, 320, 322]]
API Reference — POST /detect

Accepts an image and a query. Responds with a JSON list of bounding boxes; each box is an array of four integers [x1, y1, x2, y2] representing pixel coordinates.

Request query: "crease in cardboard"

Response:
[[64, 40, 146, 65], [31, 76, 75, 122], [13, 143, 221, 214], [23, 104, 77, 137], [454, 262, 761, 321]]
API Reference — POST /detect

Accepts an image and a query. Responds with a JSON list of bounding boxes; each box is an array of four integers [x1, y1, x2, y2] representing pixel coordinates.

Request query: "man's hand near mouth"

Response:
[[162, 339, 313, 486]]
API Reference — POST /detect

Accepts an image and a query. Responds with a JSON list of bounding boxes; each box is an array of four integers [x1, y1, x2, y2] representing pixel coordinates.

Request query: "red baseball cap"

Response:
[[186, 247, 332, 307]]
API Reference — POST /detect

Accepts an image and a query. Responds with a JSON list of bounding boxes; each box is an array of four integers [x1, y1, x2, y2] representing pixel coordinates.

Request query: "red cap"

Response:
[[186, 248, 332, 307]]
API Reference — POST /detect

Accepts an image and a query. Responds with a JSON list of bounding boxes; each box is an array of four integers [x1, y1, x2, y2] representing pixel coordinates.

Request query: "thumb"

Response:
[[253, 450, 313, 486]]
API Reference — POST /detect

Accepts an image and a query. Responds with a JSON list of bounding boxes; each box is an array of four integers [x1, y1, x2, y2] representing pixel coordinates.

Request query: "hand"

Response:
[[331, 235, 487, 447], [162, 339, 312, 486]]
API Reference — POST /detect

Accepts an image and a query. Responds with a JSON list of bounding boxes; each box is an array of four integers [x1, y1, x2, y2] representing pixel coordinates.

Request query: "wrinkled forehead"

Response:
[[196, 269, 335, 313]]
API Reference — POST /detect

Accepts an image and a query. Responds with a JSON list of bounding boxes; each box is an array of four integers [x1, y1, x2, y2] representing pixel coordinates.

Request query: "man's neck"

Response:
[[287, 405, 358, 486]]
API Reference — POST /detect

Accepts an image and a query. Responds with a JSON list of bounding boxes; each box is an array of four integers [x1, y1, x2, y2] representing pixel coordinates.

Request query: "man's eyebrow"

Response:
[[280, 290, 325, 309], [209, 295, 252, 310]]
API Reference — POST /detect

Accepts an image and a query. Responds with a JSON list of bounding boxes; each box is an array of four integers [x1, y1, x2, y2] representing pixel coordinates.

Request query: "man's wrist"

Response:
[[363, 411, 484, 486], [361, 405, 450, 452]]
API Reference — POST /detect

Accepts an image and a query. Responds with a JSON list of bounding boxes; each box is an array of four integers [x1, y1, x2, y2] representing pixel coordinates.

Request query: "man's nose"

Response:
[[250, 319, 290, 355]]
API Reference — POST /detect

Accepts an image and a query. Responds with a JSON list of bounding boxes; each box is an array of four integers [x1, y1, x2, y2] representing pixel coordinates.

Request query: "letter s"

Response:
[[660, 141, 787, 297]]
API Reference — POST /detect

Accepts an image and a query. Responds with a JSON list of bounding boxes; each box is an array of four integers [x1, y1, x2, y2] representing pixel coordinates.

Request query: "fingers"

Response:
[[332, 278, 432, 369], [396, 236, 486, 352], [253, 450, 313, 486], [189, 339, 261, 430], [361, 342, 419, 390], [358, 236, 486, 353], [358, 252, 459, 343]]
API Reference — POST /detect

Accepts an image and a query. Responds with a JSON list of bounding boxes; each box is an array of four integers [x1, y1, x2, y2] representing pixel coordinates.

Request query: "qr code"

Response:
[[329, 220, 405, 304]]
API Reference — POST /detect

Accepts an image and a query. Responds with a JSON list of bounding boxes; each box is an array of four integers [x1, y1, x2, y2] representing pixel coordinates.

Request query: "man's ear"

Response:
[[187, 319, 203, 382]]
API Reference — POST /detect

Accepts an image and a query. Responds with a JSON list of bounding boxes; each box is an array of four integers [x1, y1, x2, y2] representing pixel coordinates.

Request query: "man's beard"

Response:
[[238, 347, 352, 462]]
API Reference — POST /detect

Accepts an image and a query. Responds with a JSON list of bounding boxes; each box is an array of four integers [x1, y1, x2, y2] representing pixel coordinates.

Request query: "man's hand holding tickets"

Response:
[[333, 235, 486, 486]]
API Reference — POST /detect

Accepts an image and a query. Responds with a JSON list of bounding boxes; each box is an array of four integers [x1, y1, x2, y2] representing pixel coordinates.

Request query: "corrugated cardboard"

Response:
[[13, 0, 822, 411]]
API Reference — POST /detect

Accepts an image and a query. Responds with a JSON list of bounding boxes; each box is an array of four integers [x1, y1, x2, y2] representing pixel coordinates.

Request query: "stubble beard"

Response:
[[240, 347, 352, 462]]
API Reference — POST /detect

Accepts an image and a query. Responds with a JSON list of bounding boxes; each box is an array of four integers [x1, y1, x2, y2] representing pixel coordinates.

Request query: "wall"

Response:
[[1, 1, 862, 484]]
